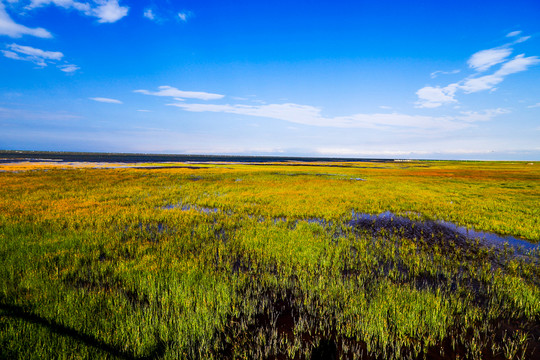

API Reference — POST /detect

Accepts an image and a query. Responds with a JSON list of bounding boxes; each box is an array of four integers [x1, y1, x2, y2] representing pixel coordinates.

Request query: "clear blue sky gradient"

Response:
[[1, 0, 539, 159]]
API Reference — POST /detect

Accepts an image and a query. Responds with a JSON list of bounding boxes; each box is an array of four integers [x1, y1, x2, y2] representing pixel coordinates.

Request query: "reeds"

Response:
[[0, 160, 539, 359]]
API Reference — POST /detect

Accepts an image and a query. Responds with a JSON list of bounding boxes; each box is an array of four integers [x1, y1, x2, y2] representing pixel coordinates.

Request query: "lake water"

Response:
[[0, 151, 395, 164]]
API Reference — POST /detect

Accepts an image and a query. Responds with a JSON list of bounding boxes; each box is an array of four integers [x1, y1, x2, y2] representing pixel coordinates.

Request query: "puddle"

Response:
[[270, 172, 367, 181], [272, 172, 338, 177], [306, 217, 329, 226], [162, 203, 219, 214], [139, 222, 167, 234], [132, 165, 206, 170], [273, 217, 287, 223], [350, 211, 539, 253], [0, 157, 63, 163], [160, 202, 537, 253], [436, 220, 538, 252]]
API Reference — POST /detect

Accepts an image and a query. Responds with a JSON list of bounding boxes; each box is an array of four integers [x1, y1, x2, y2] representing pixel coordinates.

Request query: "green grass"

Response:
[[0, 160, 539, 359]]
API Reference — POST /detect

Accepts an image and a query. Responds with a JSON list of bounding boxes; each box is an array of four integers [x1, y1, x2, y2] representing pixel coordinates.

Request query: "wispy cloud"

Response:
[[143, 8, 155, 21], [314, 148, 433, 157], [313, 147, 524, 158], [415, 84, 458, 108], [430, 69, 460, 78], [416, 33, 539, 108], [528, 102, 540, 108], [178, 11, 191, 22], [90, 97, 123, 104], [2, 43, 79, 72], [0, 106, 81, 121], [58, 64, 80, 73], [505, 31, 530, 44], [2, 43, 63, 66], [0, 2, 52, 38], [27, 0, 91, 13], [93, 0, 129, 23], [135, 86, 225, 100], [460, 54, 540, 93], [143, 7, 192, 23], [167, 100, 506, 131], [513, 36, 531, 44], [455, 108, 509, 122], [26, 0, 129, 23], [467, 48, 512, 72]]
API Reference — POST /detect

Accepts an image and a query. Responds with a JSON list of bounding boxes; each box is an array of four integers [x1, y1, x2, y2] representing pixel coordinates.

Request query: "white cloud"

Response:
[[430, 69, 460, 78], [459, 74, 502, 93], [58, 64, 80, 72], [0, 2, 52, 38], [315, 148, 428, 157], [26, 0, 128, 23], [7, 43, 63, 60], [171, 102, 328, 125], [456, 108, 509, 122], [513, 36, 531, 44], [313, 147, 522, 158], [134, 86, 225, 100], [2, 43, 63, 66], [93, 0, 128, 23], [496, 54, 540, 76], [528, 103, 540, 108], [1, 49, 21, 59], [2, 43, 80, 73], [503, 30, 531, 45], [143, 8, 155, 20], [137, 109, 151, 112], [167, 100, 505, 131], [142, 7, 192, 23], [90, 97, 122, 104], [467, 47, 512, 72], [178, 12, 190, 21], [415, 84, 459, 108], [460, 54, 540, 93], [27, 0, 91, 13], [417, 35, 539, 107], [0, 106, 81, 121]]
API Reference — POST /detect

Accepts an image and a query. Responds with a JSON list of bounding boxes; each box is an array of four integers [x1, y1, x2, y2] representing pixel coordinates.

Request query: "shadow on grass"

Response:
[[0, 302, 166, 360]]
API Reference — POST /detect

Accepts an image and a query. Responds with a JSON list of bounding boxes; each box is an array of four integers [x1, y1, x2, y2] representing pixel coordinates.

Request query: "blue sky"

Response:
[[1, 0, 539, 159]]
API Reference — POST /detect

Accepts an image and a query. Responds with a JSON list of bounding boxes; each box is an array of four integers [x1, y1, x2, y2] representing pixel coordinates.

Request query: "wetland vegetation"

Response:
[[0, 159, 539, 359]]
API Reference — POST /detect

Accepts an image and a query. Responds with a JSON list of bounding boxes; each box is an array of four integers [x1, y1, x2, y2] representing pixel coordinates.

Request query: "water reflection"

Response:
[[350, 211, 538, 253], [161, 203, 538, 253], [162, 203, 219, 214]]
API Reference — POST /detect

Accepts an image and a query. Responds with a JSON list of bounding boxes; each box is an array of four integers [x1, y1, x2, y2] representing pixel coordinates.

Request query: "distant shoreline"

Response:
[[0, 150, 402, 164]]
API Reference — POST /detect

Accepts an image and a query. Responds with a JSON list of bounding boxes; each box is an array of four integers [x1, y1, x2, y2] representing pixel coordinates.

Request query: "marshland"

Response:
[[1, 156, 539, 359]]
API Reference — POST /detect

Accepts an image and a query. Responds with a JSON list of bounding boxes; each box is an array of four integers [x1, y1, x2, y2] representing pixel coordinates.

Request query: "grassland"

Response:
[[0, 160, 539, 359]]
